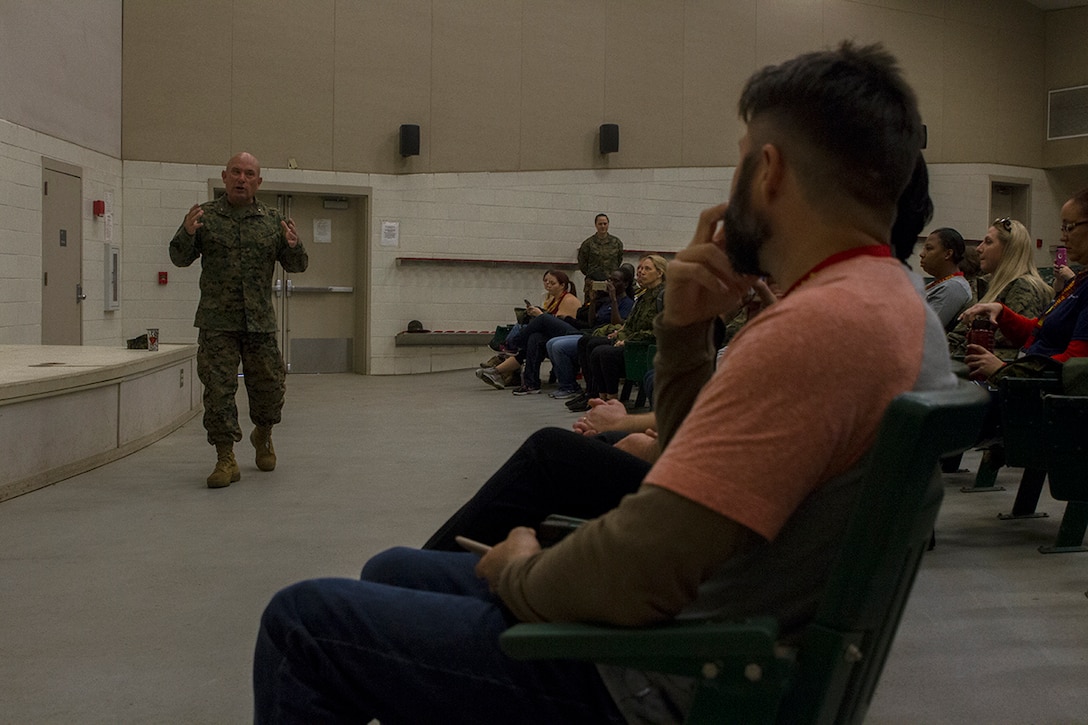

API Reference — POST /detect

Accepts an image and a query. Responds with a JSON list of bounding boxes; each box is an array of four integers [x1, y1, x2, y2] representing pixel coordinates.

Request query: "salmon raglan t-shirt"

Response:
[[645, 253, 930, 542]]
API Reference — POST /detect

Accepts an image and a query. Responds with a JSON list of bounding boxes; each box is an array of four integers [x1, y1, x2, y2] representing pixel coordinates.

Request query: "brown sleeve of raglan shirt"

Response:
[[496, 484, 759, 625], [650, 314, 717, 449]]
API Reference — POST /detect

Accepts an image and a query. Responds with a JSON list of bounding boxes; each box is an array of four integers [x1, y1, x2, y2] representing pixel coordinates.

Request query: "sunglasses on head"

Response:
[[993, 217, 1013, 232]]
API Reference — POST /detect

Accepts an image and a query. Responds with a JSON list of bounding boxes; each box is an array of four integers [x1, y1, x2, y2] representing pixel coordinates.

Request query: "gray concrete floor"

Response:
[[0, 370, 1085, 723]]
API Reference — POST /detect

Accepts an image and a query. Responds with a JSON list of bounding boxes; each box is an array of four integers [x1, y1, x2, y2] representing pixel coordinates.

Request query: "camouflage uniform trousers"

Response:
[[197, 329, 286, 446]]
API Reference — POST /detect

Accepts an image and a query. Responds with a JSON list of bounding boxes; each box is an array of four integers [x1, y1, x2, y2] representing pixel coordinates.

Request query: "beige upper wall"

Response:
[[118, 0, 1086, 173], [0, 0, 122, 157], [1044, 6, 1088, 167]]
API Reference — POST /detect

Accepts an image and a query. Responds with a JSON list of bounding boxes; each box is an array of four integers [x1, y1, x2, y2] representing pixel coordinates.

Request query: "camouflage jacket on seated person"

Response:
[[613, 283, 665, 343], [947, 276, 1052, 359]]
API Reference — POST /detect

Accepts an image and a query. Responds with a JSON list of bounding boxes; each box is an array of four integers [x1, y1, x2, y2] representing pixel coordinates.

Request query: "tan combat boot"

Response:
[[207, 443, 241, 488], [250, 426, 276, 472]]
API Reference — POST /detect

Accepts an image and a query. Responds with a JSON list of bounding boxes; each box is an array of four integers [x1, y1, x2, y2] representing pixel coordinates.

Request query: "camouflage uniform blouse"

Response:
[[947, 276, 1053, 359], [169, 197, 308, 333], [577, 234, 624, 281], [616, 283, 665, 343]]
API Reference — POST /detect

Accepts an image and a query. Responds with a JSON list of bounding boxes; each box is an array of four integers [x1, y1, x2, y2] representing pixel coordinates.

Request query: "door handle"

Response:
[[290, 285, 354, 293], [273, 279, 282, 298], [76, 283, 87, 303]]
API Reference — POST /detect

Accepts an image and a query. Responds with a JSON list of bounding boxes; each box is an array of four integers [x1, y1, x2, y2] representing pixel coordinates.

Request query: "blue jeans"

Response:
[[502, 322, 525, 351], [546, 334, 583, 389], [253, 547, 626, 724]]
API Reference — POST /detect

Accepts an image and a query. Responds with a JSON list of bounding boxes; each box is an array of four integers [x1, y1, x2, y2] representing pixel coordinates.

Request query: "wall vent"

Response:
[[1048, 84, 1088, 140]]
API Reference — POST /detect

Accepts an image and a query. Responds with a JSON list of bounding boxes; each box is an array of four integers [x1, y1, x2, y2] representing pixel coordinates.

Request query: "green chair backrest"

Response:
[[1042, 394, 1088, 501], [623, 340, 654, 382], [999, 377, 1063, 469], [779, 381, 989, 724]]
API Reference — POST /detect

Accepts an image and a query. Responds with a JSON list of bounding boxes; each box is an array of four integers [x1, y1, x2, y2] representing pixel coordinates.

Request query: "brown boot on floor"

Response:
[[250, 426, 276, 472], [207, 443, 241, 488]]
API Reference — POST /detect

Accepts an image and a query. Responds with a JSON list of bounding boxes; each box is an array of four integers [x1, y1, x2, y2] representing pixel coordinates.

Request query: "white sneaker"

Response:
[[475, 367, 504, 390]]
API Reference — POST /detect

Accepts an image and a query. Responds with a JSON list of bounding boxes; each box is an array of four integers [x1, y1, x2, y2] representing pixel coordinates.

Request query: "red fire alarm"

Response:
[[158, 271, 168, 285], [1037, 238, 1043, 249], [93, 200, 106, 217]]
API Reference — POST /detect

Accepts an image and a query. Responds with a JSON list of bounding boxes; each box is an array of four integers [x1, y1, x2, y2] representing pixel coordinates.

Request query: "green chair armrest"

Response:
[[501, 617, 785, 679]]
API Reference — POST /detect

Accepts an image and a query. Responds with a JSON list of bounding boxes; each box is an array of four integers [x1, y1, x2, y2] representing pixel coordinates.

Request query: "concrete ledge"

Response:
[[395, 332, 492, 347], [0, 344, 201, 502], [395, 257, 578, 269]]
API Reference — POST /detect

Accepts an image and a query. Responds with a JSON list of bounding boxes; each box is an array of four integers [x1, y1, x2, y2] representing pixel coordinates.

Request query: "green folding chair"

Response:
[[619, 341, 655, 408], [500, 382, 989, 724], [1039, 394, 1088, 553]]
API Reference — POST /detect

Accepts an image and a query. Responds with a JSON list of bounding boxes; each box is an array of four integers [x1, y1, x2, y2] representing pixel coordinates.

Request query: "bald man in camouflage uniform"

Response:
[[169, 152, 308, 488]]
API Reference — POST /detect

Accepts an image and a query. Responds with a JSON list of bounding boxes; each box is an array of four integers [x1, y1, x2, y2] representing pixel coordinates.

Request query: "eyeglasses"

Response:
[[1060, 220, 1088, 233], [993, 217, 1013, 232]]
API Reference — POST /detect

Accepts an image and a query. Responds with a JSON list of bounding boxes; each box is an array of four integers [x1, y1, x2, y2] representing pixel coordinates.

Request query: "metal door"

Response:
[[41, 165, 83, 345], [267, 193, 359, 373]]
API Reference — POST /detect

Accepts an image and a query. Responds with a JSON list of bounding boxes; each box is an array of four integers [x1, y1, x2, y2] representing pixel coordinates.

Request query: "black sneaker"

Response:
[[511, 385, 541, 396], [565, 393, 589, 410]]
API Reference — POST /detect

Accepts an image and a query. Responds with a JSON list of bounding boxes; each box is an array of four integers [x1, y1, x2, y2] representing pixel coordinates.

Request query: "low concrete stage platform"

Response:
[[0, 344, 201, 502]]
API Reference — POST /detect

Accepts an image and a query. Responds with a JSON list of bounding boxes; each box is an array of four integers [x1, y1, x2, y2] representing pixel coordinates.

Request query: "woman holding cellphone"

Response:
[[476, 269, 580, 392]]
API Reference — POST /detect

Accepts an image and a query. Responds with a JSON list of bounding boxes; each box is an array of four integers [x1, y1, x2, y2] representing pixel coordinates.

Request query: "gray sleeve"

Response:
[[924, 280, 970, 329]]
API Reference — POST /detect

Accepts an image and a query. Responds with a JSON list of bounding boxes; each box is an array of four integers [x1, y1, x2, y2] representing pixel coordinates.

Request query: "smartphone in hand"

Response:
[[1056, 246, 1068, 268], [536, 514, 585, 547]]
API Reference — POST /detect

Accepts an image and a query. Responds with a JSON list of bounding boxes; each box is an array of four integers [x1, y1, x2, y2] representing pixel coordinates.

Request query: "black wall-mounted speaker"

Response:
[[399, 124, 421, 157], [599, 124, 619, 154]]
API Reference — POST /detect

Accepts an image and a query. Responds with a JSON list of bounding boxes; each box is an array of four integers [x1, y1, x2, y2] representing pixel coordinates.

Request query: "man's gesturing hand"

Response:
[[183, 204, 204, 236]]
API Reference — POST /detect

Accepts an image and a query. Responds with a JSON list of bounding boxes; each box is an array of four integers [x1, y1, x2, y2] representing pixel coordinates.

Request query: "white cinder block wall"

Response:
[[926, 164, 1067, 255], [0, 120, 123, 346], [1, 120, 1073, 374], [120, 161, 732, 375]]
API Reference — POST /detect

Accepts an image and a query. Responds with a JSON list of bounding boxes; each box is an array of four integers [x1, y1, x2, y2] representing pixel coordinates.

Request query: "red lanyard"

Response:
[[925, 271, 964, 290], [786, 244, 892, 296]]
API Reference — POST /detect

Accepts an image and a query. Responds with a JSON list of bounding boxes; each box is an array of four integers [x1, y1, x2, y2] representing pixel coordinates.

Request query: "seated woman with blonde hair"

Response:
[[947, 217, 1052, 358], [565, 254, 668, 412]]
